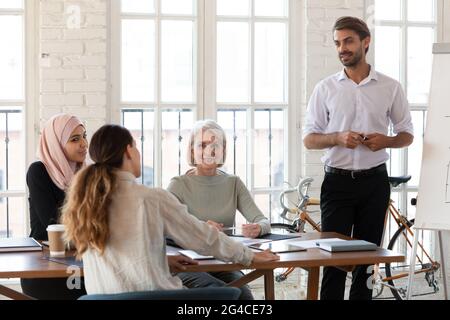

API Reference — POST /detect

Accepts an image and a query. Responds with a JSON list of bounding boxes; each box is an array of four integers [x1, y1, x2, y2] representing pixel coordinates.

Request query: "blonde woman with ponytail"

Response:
[[62, 125, 279, 295]]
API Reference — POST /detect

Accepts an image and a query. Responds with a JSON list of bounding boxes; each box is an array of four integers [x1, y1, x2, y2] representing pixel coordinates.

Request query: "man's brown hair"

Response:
[[333, 16, 371, 53]]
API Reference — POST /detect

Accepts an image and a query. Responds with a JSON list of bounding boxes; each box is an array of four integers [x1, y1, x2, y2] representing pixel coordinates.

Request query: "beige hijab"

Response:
[[37, 114, 85, 190]]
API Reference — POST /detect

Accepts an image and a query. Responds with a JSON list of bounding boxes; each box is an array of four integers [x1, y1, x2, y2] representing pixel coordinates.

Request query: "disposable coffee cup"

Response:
[[46, 224, 66, 257]]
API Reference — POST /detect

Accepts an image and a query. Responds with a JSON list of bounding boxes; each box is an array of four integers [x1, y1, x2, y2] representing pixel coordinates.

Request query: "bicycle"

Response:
[[271, 177, 321, 235], [270, 176, 441, 300], [270, 178, 321, 282]]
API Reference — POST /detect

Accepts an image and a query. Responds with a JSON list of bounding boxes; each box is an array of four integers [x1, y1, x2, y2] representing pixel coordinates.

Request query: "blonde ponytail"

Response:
[[61, 125, 134, 259]]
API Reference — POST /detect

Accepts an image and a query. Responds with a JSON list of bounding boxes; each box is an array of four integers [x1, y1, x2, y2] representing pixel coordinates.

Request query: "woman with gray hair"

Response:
[[167, 120, 271, 300]]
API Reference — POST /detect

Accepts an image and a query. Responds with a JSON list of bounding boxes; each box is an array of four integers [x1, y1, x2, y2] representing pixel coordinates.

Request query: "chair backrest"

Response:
[[78, 287, 241, 300]]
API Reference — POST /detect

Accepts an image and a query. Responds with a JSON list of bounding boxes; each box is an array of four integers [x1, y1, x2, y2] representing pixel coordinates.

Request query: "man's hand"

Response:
[[252, 250, 280, 263], [362, 133, 392, 152], [167, 255, 198, 274], [335, 131, 365, 149]]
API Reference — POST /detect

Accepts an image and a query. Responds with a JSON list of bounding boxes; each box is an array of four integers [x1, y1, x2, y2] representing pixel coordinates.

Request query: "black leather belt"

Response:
[[325, 164, 387, 179]]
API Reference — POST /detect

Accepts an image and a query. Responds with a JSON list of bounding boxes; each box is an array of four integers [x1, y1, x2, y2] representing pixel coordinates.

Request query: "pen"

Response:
[[222, 227, 238, 231], [359, 134, 369, 141]]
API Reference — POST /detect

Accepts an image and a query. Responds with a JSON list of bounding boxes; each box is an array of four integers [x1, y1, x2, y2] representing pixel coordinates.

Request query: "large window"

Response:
[[212, 0, 289, 224], [115, 0, 294, 225], [0, 0, 26, 238], [373, 0, 438, 247], [118, 0, 196, 188]]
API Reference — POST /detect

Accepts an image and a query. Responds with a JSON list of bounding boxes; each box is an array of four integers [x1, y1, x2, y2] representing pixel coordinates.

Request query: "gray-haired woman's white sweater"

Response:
[[167, 172, 271, 236]]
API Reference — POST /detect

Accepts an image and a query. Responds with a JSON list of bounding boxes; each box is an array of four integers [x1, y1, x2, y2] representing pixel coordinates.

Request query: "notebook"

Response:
[[0, 237, 42, 253], [316, 240, 377, 252], [179, 250, 214, 260], [258, 233, 303, 241], [226, 231, 302, 242]]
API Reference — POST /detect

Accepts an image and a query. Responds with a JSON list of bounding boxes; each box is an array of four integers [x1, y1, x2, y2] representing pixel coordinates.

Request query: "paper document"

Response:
[[249, 242, 306, 253], [289, 238, 345, 249], [179, 250, 214, 260], [229, 237, 272, 247]]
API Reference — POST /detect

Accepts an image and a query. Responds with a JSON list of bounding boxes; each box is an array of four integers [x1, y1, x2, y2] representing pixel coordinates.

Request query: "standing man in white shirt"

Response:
[[303, 16, 414, 300]]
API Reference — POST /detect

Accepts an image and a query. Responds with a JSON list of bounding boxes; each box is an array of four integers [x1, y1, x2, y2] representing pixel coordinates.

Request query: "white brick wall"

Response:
[[301, 0, 366, 196], [37, 0, 366, 180], [34, 0, 450, 294], [39, 0, 108, 136]]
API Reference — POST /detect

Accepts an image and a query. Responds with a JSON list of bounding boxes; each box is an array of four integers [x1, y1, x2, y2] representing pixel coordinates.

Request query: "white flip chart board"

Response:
[[415, 43, 450, 231]]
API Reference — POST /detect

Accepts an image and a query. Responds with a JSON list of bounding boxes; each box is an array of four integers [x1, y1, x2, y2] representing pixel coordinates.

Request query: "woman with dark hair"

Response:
[[21, 113, 88, 299], [61, 125, 279, 294]]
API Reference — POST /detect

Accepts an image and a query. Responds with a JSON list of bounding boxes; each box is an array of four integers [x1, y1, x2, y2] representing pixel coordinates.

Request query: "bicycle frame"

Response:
[[278, 178, 321, 233], [275, 179, 440, 297], [275, 179, 321, 280]]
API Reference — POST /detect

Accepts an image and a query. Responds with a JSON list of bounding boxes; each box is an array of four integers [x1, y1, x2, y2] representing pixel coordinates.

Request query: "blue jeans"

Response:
[[177, 271, 254, 300]]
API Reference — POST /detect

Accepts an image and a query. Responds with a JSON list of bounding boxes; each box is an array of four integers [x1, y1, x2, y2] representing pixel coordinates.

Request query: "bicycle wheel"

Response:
[[385, 219, 415, 300], [385, 219, 439, 300]]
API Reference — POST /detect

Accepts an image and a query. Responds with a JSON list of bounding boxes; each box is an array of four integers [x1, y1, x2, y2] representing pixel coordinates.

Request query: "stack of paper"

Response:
[[179, 250, 214, 260]]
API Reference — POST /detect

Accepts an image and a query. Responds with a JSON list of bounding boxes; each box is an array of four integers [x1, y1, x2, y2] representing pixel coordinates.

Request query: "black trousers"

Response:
[[320, 168, 390, 300]]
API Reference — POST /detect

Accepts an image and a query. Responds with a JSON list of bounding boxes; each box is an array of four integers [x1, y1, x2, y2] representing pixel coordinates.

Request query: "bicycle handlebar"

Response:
[[297, 177, 314, 201], [279, 177, 314, 213]]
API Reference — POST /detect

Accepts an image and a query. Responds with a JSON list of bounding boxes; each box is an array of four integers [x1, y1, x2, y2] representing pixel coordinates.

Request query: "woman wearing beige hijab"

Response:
[[21, 114, 88, 299], [28, 113, 88, 239]]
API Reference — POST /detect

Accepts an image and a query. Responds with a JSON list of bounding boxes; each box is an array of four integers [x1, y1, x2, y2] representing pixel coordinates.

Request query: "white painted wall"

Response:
[[444, 0, 450, 42], [36, 0, 365, 189], [301, 0, 365, 196], [39, 0, 108, 142]]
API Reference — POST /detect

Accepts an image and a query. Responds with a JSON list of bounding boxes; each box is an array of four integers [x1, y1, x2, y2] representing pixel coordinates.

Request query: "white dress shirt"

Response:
[[82, 170, 254, 295], [303, 67, 414, 170]]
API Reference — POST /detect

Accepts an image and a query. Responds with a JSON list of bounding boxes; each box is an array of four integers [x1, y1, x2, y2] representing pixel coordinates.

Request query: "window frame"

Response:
[[0, 0, 38, 237], [202, 0, 300, 221], [111, 0, 302, 217], [111, 0, 202, 188], [367, 0, 442, 218]]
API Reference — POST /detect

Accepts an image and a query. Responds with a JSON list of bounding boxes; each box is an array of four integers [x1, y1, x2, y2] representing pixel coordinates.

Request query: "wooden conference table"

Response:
[[0, 232, 404, 300]]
